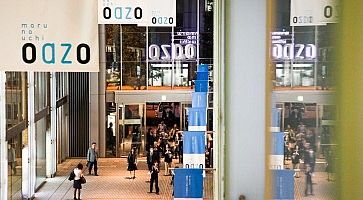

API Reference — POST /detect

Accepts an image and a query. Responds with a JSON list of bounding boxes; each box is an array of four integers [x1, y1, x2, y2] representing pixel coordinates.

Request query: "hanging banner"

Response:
[[173, 168, 203, 200], [290, 0, 339, 26], [270, 132, 284, 170], [271, 170, 295, 199], [0, 0, 99, 72], [183, 131, 205, 169], [98, 0, 176, 27]]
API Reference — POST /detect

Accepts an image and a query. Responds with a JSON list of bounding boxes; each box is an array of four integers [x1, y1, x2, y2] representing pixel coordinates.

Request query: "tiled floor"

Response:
[[294, 172, 336, 199], [34, 158, 213, 200], [284, 159, 336, 199], [34, 158, 335, 200]]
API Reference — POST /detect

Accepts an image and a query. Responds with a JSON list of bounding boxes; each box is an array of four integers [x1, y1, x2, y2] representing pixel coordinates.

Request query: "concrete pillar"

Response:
[[89, 24, 106, 157], [224, 0, 266, 199], [99, 24, 106, 158]]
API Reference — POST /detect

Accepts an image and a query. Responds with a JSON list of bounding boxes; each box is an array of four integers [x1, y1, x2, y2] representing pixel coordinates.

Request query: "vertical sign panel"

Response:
[[183, 131, 205, 169], [272, 170, 295, 200], [174, 168, 203, 199]]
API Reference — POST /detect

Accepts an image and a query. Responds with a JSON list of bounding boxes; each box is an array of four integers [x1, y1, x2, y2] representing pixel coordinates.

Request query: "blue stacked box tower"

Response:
[[270, 108, 294, 199], [174, 64, 208, 200]]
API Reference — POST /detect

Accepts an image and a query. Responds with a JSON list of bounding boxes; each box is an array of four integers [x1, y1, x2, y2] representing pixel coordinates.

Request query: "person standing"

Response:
[[149, 161, 160, 195], [292, 147, 301, 178], [87, 142, 99, 176], [8, 144, 16, 175], [107, 122, 116, 156], [127, 148, 138, 179], [305, 164, 313, 196], [164, 147, 173, 176], [147, 147, 159, 172], [73, 163, 84, 200]]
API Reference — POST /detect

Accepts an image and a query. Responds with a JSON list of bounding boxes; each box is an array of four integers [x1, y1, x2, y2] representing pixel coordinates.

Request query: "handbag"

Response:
[[80, 176, 86, 184], [68, 171, 75, 181]]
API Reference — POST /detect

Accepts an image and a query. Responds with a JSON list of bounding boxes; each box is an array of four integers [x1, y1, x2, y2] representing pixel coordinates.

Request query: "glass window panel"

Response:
[[121, 26, 146, 90], [7, 134, 23, 200], [6, 72, 24, 128], [106, 25, 121, 90], [122, 62, 146, 90], [35, 118, 47, 188]]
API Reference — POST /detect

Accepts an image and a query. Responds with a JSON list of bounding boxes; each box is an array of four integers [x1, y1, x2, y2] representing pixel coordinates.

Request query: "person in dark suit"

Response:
[[149, 161, 160, 195], [305, 164, 313, 196], [147, 147, 160, 171]]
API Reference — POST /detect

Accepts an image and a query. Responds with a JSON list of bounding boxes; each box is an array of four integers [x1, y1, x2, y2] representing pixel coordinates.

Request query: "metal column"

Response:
[[0, 71, 8, 200], [23, 72, 36, 199], [46, 72, 57, 177]]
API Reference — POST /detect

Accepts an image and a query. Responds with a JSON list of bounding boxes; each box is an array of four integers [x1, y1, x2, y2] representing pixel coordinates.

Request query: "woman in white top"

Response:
[[73, 163, 84, 200]]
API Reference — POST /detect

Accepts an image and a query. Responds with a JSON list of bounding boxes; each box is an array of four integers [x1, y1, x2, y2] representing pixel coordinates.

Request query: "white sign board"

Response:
[[0, 0, 99, 72], [290, 0, 339, 26], [98, 0, 176, 27]]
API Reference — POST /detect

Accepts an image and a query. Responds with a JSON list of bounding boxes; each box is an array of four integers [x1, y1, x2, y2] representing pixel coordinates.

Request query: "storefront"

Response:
[[104, 0, 214, 91], [103, 0, 214, 157]]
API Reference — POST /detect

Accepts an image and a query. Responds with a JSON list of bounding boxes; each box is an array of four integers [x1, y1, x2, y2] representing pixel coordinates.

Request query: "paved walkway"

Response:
[[34, 158, 335, 200], [294, 172, 336, 199], [35, 158, 213, 200], [284, 159, 336, 199]]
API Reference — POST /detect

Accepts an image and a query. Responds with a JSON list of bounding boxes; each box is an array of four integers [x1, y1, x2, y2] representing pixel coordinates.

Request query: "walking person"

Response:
[[305, 164, 314, 196], [291, 147, 301, 178], [149, 160, 160, 195], [127, 148, 138, 179], [164, 147, 173, 176], [73, 163, 85, 200], [87, 142, 99, 176], [147, 147, 159, 172]]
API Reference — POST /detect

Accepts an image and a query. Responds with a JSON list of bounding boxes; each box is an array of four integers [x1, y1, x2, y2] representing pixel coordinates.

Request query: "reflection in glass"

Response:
[[35, 118, 47, 189], [122, 26, 146, 90], [7, 136, 22, 200]]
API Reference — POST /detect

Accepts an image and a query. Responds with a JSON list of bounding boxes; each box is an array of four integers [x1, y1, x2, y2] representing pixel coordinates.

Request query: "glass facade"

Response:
[[271, 0, 337, 90], [4, 72, 51, 199], [105, 0, 213, 91], [5, 72, 27, 200], [35, 118, 47, 188], [270, 0, 337, 198], [34, 72, 49, 189]]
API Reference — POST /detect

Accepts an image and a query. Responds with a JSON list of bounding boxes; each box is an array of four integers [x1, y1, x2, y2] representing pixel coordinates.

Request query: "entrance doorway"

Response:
[[107, 101, 192, 157], [106, 103, 144, 157]]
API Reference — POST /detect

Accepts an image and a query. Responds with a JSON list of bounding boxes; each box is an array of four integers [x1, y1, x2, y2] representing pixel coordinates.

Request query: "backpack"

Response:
[[68, 171, 75, 181]]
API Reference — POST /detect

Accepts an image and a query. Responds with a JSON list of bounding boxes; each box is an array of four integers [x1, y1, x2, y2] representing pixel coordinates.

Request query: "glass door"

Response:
[[118, 104, 144, 157], [182, 103, 192, 131]]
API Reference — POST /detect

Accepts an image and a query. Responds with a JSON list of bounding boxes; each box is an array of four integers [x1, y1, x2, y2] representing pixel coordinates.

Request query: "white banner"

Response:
[[0, 0, 99, 72], [183, 154, 205, 169], [98, 0, 176, 27], [290, 0, 339, 26], [269, 155, 284, 170]]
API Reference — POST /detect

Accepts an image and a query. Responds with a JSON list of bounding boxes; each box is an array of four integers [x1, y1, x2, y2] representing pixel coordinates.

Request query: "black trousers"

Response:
[[89, 160, 98, 175], [305, 175, 313, 195], [150, 176, 159, 193]]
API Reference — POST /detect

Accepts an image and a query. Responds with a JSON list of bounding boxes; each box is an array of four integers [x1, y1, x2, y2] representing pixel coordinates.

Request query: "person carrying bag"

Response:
[[72, 163, 86, 200]]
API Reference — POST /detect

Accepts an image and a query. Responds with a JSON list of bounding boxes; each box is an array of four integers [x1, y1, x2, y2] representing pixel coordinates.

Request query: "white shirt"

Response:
[[74, 168, 82, 180]]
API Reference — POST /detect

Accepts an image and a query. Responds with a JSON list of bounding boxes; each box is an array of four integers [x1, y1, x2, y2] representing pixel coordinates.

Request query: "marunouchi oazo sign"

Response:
[[0, 0, 99, 72]]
